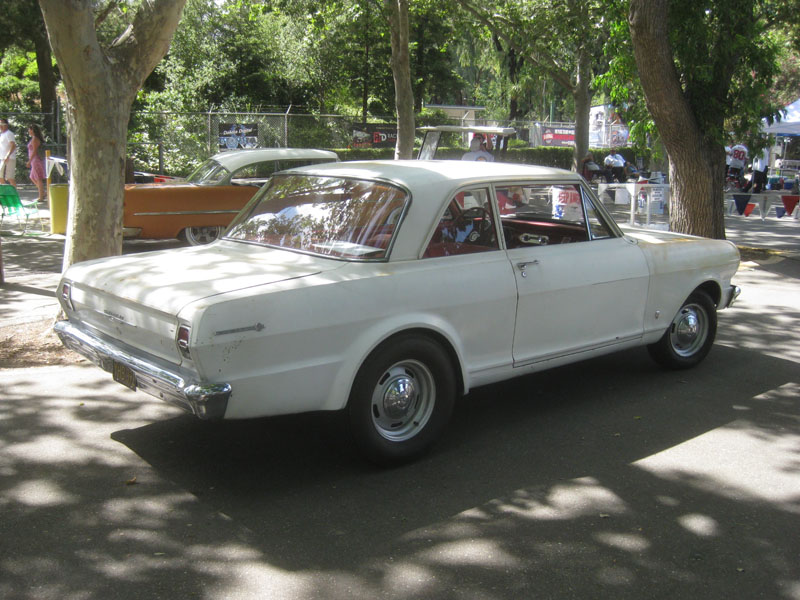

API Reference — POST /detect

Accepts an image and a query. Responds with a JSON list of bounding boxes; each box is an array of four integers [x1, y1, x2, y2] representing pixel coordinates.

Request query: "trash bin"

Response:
[[49, 183, 68, 234]]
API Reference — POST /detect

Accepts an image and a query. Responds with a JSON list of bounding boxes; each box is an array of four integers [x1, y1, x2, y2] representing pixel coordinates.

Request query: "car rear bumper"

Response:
[[54, 320, 230, 420]]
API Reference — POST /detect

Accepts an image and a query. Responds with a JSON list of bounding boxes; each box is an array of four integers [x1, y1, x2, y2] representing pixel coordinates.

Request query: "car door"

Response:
[[497, 182, 650, 366]]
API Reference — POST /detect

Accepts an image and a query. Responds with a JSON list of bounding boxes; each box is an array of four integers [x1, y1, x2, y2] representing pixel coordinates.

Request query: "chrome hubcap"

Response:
[[371, 360, 435, 442], [670, 303, 707, 357], [187, 226, 223, 245], [383, 374, 418, 419]]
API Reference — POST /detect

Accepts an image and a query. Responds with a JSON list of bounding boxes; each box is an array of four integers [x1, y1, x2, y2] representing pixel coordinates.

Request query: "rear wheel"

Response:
[[182, 226, 224, 245], [648, 290, 717, 369], [348, 335, 456, 466]]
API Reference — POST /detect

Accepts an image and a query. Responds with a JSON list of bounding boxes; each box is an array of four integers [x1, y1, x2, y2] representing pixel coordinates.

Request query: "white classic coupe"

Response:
[[55, 160, 741, 465]]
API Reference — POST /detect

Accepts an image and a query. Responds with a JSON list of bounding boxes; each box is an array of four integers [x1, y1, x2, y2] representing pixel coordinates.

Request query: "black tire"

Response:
[[347, 335, 456, 466], [647, 290, 717, 369]]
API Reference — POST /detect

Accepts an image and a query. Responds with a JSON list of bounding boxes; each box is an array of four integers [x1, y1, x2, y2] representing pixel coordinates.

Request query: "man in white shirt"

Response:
[[604, 149, 627, 182], [0, 118, 17, 187], [461, 136, 494, 162], [743, 147, 769, 193]]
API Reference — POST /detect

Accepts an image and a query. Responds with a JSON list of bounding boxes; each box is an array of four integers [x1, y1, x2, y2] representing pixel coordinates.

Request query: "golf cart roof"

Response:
[[418, 125, 517, 136], [417, 125, 517, 160]]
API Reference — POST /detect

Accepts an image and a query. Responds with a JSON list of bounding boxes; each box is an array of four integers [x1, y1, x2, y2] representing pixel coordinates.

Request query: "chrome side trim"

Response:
[[513, 333, 643, 368], [132, 209, 240, 217], [54, 320, 230, 420]]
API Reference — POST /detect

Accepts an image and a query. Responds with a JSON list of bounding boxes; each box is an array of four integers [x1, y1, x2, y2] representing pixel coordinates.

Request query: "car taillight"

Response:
[[177, 325, 191, 358], [61, 282, 74, 311]]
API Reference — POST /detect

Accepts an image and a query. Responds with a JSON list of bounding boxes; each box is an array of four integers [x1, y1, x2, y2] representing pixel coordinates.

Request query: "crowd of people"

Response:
[[0, 117, 47, 202]]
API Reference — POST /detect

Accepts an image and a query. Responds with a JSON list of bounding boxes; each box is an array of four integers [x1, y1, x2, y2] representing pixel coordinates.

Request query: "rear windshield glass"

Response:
[[225, 174, 408, 260]]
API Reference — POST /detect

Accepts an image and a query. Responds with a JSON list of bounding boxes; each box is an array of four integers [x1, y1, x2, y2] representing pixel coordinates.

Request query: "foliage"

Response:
[[603, 0, 783, 155], [0, 47, 40, 112]]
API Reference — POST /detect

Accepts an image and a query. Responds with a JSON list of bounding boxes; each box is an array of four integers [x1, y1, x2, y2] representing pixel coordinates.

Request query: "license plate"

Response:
[[112, 361, 137, 391]]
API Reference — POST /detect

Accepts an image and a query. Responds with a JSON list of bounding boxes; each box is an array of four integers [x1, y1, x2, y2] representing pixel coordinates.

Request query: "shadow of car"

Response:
[[123, 148, 339, 245]]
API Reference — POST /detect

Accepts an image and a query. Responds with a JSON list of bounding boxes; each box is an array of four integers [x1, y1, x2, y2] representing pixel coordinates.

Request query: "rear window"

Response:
[[225, 174, 408, 260]]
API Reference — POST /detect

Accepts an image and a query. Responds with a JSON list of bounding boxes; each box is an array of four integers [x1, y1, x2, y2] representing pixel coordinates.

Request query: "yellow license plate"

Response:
[[112, 361, 137, 391]]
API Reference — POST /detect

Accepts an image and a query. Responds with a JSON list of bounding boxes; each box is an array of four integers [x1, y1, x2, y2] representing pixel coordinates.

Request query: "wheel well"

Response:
[[695, 281, 722, 307], [373, 328, 465, 397]]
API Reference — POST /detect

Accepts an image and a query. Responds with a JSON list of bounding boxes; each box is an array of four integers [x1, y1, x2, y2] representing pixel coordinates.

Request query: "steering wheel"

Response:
[[453, 206, 493, 244]]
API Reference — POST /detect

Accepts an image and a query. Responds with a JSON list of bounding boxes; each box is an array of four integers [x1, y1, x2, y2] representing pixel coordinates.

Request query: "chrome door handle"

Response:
[[516, 260, 539, 277]]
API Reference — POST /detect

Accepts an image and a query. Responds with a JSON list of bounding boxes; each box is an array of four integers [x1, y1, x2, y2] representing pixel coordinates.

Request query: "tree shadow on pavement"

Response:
[[2, 260, 798, 599], [102, 345, 799, 598]]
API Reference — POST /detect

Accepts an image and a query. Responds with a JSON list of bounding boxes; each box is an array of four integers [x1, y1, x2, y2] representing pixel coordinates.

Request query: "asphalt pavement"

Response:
[[1, 185, 799, 599]]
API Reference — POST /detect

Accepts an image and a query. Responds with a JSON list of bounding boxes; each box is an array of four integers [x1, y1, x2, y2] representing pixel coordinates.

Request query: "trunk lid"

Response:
[[63, 241, 340, 363]]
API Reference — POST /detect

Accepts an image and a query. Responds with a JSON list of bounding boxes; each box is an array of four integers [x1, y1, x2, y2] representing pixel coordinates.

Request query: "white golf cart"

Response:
[[417, 125, 517, 161]]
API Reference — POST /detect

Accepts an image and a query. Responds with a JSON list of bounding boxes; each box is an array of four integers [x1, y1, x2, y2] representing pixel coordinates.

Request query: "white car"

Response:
[[55, 160, 740, 465]]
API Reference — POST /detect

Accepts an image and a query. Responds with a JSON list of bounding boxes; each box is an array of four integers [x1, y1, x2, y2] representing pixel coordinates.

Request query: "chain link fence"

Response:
[[3, 105, 614, 181]]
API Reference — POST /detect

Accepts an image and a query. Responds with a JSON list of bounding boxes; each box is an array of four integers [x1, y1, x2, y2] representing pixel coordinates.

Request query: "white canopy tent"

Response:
[[763, 98, 800, 136]]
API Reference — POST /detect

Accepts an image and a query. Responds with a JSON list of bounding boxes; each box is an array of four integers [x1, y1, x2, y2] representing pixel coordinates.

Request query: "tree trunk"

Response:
[[385, 0, 415, 160], [629, 0, 725, 238], [32, 17, 57, 132], [38, 0, 186, 268], [572, 52, 592, 172]]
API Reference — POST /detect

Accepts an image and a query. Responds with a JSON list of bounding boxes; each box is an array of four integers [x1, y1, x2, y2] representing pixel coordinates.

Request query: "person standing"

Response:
[[728, 142, 748, 187], [26, 124, 46, 201], [743, 147, 769, 193], [0, 118, 17, 187]]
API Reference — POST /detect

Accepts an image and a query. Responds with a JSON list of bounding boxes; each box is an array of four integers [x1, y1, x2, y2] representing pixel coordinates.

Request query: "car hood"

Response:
[[63, 241, 341, 316]]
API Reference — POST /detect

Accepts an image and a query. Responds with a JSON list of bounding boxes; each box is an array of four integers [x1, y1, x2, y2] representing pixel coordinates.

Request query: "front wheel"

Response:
[[648, 290, 717, 369], [182, 225, 224, 246], [348, 335, 456, 466]]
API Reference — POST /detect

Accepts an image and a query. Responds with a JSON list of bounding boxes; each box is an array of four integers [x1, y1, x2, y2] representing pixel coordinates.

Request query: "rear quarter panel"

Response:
[[182, 252, 519, 419]]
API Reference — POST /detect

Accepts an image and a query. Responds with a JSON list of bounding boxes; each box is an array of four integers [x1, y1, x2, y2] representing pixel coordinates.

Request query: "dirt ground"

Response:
[[0, 318, 84, 369]]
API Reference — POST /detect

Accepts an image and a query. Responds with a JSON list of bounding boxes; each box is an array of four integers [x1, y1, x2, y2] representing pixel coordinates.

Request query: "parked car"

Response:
[[123, 148, 339, 245], [55, 160, 740, 465]]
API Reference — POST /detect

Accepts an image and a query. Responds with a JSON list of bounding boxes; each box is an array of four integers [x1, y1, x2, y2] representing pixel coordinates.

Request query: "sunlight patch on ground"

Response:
[[633, 383, 800, 511]]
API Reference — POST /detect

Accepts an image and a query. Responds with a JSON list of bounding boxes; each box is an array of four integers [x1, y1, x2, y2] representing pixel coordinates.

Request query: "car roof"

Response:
[[280, 160, 583, 261], [209, 148, 339, 171], [284, 159, 576, 189]]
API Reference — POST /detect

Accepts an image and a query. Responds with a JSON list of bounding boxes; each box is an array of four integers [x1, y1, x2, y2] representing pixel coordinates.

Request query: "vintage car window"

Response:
[[231, 159, 337, 187], [423, 188, 500, 258], [186, 160, 229, 185], [225, 174, 408, 260], [582, 193, 614, 239], [231, 161, 280, 186], [498, 183, 594, 248]]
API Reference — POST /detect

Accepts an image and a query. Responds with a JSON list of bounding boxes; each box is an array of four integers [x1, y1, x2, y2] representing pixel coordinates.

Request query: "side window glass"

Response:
[[424, 188, 500, 258], [231, 161, 279, 186], [583, 193, 613, 239], [498, 183, 591, 248]]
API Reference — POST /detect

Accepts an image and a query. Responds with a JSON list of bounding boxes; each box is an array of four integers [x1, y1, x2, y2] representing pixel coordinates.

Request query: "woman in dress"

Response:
[[26, 123, 46, 201]]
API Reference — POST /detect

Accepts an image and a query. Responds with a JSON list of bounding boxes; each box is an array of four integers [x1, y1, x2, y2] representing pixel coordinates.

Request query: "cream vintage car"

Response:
[[55, 160, 740, 465]]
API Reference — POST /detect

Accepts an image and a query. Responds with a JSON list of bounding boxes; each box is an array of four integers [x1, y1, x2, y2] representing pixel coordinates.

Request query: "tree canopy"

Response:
[[2, 0, 800, 259]]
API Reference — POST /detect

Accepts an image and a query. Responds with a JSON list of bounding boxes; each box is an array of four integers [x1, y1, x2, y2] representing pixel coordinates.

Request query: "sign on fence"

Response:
[[218, 123, 259, 149], [351, 124, 397, 148]]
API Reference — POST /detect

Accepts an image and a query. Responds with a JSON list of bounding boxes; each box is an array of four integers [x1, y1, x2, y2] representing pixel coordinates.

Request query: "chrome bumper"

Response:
[[54, 320, 230, 420], [724, 285, 742, 309]]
